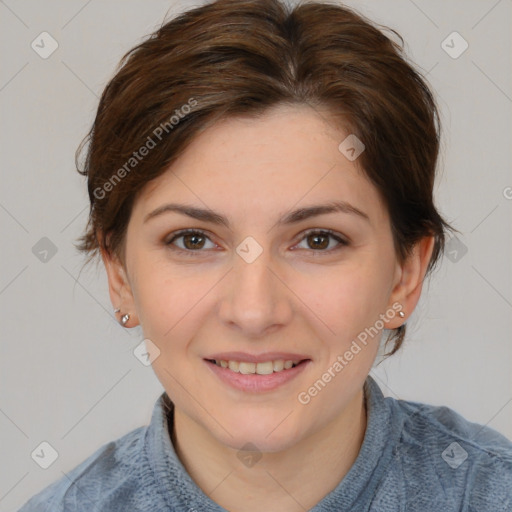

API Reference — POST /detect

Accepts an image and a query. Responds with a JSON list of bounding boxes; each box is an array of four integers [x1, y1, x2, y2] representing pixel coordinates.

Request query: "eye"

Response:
[[165, 229, 216, 254], [293, 229, 349, 253], [165, 228, 348, 256]]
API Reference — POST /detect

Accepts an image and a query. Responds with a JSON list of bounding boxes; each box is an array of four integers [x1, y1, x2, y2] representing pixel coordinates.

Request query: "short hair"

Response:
[[75, 0, 455, 356]]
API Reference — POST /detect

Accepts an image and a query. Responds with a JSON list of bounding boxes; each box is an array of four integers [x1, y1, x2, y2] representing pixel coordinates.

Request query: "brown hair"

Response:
[[76, 0, 455, 356]]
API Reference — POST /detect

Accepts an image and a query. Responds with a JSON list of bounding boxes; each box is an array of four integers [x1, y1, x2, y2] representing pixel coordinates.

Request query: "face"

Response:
[[105, 104, 430, 453]]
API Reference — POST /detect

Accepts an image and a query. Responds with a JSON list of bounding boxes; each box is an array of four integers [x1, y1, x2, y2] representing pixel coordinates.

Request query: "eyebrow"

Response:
[[143, 200, 370, 228]]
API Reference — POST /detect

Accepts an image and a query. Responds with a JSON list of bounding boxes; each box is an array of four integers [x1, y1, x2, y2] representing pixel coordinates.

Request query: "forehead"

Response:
[[134, 105, 388, 228]]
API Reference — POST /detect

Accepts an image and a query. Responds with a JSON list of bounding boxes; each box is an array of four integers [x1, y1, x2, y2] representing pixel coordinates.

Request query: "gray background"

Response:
[[1, 0, 511, 510]]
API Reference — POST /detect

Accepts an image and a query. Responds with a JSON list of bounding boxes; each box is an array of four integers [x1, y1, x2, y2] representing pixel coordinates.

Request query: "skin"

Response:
[[102, 104, 434, 512]]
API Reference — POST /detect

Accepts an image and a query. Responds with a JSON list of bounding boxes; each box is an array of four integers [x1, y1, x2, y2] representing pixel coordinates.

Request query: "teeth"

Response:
[[239, 362, 256, 374], [254, 361, 273, 375], [214, 359, 302, 374], [273, 360, 284, 372]]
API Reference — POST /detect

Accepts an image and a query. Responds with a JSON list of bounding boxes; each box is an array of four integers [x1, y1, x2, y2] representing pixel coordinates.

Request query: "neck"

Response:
[[171, 388, 367, 512]]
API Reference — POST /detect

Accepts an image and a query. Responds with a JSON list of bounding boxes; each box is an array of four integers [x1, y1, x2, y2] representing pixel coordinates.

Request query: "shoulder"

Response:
[[18, 426, 149, 512], [386, 396, 512, 511]]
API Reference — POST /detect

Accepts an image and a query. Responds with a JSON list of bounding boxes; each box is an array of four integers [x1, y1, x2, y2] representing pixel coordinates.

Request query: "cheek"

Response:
[[136, 274, 192, 339], [132, 260, 221, 364], [294, 261, 391, 341]]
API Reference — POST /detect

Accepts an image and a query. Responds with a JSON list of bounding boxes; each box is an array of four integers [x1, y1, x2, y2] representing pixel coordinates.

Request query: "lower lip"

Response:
[[204, 359, 311, 393]]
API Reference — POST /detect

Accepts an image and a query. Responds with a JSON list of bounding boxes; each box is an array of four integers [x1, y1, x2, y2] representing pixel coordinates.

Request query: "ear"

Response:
[[101, 247, 139, 328], [385, 235, 435, 329]]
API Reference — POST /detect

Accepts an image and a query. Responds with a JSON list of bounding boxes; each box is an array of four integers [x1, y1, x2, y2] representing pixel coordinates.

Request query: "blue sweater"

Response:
[[18, 375, 512, 511]]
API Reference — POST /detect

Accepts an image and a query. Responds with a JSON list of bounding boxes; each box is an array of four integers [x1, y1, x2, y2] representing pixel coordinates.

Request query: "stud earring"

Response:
[[113, 308, 120, 314], [398, 311, 405, 318], [121, 314, 130, 326]]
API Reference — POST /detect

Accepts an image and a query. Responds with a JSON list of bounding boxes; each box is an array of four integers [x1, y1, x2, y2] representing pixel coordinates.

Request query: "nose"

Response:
[[218, 246, 293, 337]]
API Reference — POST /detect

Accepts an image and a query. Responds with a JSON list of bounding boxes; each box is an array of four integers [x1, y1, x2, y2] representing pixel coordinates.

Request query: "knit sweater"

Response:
[[18, 375, 512, 511]]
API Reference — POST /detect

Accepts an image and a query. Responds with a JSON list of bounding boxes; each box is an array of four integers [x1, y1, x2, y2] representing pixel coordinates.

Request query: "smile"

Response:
[[204, 358, 311, 393], [209, 359, 302, 374]]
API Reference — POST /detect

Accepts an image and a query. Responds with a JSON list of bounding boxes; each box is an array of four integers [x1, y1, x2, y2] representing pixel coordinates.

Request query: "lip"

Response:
[[204, 358, 311, 393], [204, 351, 312, 364]]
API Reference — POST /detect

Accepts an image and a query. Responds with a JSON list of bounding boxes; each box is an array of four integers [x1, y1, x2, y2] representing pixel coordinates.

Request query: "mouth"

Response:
[[203, 357, 311, 393], [205, 358, 309, 374]]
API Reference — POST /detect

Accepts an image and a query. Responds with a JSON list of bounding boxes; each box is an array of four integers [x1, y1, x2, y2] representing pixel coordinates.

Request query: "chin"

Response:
[[221, 432, 300, 455], [213, 413, 304, 453]]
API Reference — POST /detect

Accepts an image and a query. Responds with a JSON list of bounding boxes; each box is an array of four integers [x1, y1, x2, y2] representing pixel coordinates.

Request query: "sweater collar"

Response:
[[145, 374, 400, 511]]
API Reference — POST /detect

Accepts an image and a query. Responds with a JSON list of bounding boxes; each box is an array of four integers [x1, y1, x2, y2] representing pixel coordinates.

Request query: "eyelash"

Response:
[[165, 228, 349, 257]]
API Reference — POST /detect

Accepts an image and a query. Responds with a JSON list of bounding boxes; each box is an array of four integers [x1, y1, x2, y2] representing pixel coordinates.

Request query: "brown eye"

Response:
[[295, 229, 348, 253], [166, 229, 215, 253], [307, 232, 329, 250], [181, 232, 206, 250], [165, 228, 348, 257]]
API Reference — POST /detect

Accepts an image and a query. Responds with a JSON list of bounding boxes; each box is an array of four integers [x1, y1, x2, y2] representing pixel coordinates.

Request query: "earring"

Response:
[[113, 308, 120, 314], [121, 314, 130, 326], [398, 311, 405, 318]]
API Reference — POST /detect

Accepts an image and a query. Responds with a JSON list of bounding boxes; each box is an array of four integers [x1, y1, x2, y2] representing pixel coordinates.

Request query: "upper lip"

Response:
[[205, 352, 311, 363]]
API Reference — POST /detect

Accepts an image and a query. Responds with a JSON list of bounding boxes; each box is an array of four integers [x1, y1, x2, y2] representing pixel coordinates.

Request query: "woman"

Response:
[[19, 0, 512, 510]]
